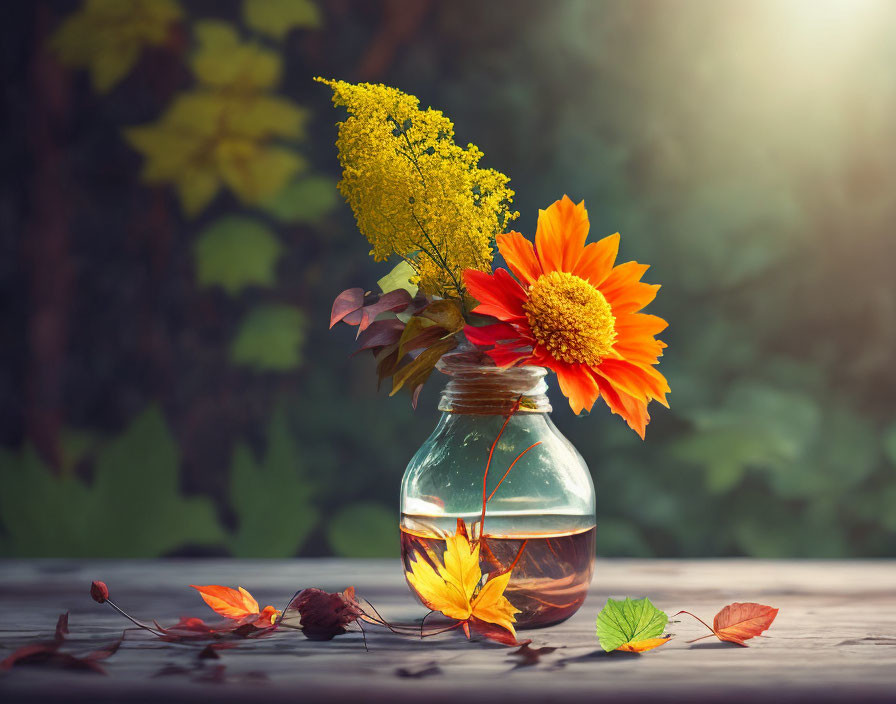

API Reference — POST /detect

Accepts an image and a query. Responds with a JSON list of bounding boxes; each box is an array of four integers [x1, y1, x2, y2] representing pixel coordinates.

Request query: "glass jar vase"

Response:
[[400, 349, 596, 629]]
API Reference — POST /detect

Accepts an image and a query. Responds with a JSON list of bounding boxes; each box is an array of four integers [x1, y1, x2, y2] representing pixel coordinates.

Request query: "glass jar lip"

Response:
[[436, 347, 551, 413], [436, 347, 547, 378]]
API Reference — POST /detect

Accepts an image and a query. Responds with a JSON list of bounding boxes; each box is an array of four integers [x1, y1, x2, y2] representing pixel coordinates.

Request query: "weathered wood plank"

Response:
[[1, 559, 895, 702]]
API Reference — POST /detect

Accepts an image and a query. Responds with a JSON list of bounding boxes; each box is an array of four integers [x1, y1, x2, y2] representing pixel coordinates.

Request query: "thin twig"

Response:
[[674, 610, 716, 636], [486, 442, 542, 503], [106, 599, 165, 637]]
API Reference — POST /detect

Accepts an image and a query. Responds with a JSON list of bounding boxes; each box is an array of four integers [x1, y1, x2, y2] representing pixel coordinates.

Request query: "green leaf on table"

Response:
[[195, 216, 283, 295], [377, 260, 418, 297], [327, 502, 396, 557], [230, 304, 306, 371], [260, 175, 338, 224], [0, 406, 225, 557], [229, 405, 318, 557], [595, 597, 669, 652], [243, 0, 321, 40]]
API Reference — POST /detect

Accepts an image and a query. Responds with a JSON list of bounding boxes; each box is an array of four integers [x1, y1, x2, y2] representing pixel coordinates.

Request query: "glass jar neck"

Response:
[[436, 349, 551, 414]]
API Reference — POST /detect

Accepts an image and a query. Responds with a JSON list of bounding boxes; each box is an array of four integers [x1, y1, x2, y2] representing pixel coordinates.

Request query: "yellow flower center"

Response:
[[523, 271, 616, 365]]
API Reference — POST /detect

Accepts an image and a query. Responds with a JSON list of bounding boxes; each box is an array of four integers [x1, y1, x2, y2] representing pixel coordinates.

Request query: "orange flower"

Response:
[[463, 196, 669, 438]]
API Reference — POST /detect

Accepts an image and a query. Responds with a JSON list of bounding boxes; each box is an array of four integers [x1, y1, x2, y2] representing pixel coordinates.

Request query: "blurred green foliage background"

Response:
[[2, 0, 895, 558]]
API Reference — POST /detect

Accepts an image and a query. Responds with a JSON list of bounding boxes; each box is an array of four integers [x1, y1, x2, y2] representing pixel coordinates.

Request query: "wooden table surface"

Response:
[[1, 559, 895, 702]]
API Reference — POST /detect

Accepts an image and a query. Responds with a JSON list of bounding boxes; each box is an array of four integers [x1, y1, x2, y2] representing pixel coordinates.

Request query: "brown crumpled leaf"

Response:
[[288, 587, 365, 640]]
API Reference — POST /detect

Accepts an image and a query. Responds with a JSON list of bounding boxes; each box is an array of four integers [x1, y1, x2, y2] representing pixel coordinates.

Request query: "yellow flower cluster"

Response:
[[316, 78, 518, 298], [126, 21, 308, 217]]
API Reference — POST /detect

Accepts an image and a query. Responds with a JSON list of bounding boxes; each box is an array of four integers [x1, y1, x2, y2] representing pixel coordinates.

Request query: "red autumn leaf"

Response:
[[713, 602, 779, 645], [54, 611, 69, 643], [0, 613, 122, 674], [675, 602, 779, 646], [357, 289, 414, 332], [330, 287, 365, 327], [354, 318, 406, 353]]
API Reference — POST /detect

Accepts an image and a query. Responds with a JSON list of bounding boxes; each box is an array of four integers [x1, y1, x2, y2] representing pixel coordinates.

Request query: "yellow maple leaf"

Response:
[[406, 525, 520, 637]]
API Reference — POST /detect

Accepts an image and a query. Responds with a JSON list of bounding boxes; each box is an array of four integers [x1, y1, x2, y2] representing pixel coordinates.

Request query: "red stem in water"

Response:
[[478, 398, 521, 540], [506, 539, 529, 573], [486, 442, 542, 503]]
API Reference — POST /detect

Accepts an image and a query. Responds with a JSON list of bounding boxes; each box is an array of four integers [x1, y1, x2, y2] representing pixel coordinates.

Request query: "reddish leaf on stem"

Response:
[[358, 289, 413, 332], [675, 602, 779, 646], [330, 288, 365, 327], [713, 602, 779, 645]]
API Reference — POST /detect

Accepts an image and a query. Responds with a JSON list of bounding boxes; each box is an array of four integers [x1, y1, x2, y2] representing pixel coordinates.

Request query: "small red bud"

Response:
[[90, 580, 109, 604]]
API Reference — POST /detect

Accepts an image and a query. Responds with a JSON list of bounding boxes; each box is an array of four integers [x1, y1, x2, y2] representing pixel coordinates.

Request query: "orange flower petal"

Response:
[[534, 196, 589, 274], [551, 360, 600, 415], [573, 232, 620, 288], [593, 372, 649, 439], [614, 312, 669, 339], [613, 335, 667, 366], [596, 358, 669, 406], [497, 232, 543, 286], [600, 261, 654, 314], [464, 268, 527, 322], [610, 282, 661, 315]]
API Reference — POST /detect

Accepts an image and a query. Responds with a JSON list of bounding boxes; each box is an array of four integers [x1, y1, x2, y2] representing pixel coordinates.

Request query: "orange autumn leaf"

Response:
[[617, 636, 671, 653], [713, 602, 779, 645], [190, 584, 279, 623], [676, 602, 778, 646]]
